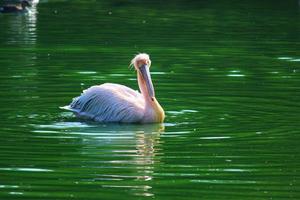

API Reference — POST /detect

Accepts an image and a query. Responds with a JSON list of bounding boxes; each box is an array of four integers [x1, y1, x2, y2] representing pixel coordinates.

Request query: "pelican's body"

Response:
[[61, 53, 164, 123]]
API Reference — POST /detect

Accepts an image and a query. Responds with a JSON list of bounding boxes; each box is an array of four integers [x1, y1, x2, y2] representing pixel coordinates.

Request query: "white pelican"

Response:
[[61, 53, 165, 123]]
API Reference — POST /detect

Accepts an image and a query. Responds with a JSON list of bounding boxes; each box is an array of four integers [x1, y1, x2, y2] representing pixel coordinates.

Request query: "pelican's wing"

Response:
[[61, 83, 144, 123]]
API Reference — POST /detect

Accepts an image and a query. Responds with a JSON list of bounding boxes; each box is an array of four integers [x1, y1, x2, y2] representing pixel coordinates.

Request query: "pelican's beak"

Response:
[[140, 64, 155, 100]]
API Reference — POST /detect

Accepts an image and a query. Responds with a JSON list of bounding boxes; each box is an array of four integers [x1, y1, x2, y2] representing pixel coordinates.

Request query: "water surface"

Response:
[[0, 0, 299, 199]]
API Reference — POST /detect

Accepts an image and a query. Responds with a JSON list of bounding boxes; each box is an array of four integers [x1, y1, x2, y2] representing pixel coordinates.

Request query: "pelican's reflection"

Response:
[[34, 120, 164, 196], [134, 125, 163, 176], [36, 121, 164, 197], [132, 125, 163, 197]]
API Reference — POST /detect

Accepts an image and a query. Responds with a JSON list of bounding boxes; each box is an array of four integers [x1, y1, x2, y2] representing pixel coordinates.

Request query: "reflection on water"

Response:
[[0, 0, 39, 87], [33, 121, 164, 197], [2, 2, 38, 46], [133, 126, 163, 196]]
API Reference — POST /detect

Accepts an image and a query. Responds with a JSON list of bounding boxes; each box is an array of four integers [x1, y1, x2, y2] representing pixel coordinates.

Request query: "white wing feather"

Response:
[[62, 83, 144, 123]]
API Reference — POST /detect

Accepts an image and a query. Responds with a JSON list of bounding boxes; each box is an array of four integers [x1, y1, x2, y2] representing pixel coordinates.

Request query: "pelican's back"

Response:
[[61, 83, 144, 123]]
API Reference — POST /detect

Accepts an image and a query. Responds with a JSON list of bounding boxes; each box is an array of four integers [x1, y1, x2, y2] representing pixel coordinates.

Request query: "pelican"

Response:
[[61, 53, 165, 124]]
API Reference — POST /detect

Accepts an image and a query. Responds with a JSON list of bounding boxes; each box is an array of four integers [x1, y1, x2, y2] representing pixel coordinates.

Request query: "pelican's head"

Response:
[[130, 53, 155, 100], [130, 53, 151, 70]]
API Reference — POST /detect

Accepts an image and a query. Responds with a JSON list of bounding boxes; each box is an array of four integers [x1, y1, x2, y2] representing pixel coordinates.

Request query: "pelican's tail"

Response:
[[59, 105, 79, 113]]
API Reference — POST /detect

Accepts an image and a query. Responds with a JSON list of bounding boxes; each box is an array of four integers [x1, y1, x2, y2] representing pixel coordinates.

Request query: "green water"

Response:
[[0, 0, 299, 199]]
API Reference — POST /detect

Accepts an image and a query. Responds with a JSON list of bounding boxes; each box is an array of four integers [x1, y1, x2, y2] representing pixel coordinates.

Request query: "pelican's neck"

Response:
[[137, 72, 153, 102], [137, 72, 165, 123]]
